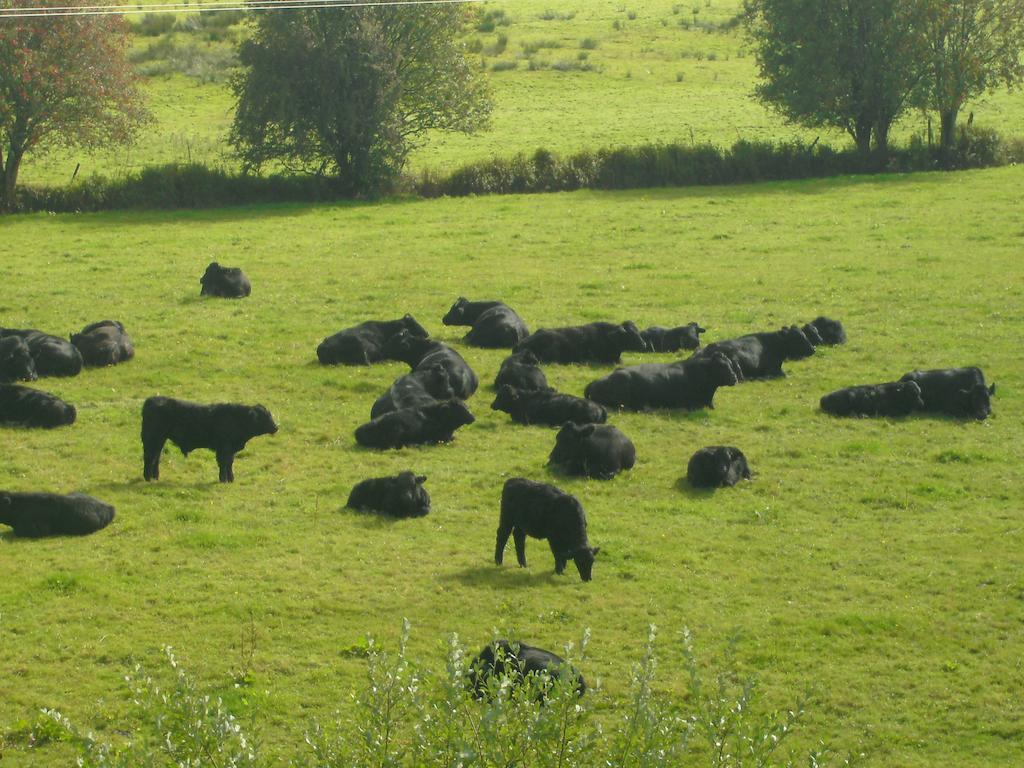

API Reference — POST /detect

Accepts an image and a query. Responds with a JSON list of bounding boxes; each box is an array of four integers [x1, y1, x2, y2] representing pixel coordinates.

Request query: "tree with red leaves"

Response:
[[0, 1, 148, 210]]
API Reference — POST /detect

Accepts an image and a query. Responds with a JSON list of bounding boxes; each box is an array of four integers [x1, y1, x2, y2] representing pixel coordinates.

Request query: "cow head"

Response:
[[706, 352, 740, 386], [441, 298, 470, 326], [393, 471, 431, 517], [615, 321, 648, 353], [964, 384, 992, 420], [491, 385, 522, 413], [800, 322, 825, 346], [438, 398, 476, 428], [0, 337, 37, 382], [897, 381, 925, 415], [401, 314, 430, 339], [570, 546, 600, 582], [381, 329, 422, 364], [57, 403, 77, 427], [780, 326, 816, 360], [807, 316, 847, 345], [510, 349, 541, 367], [418, 364, 455, 400], [200, 262, 221, 285], [680, 322, 706, 349], [248, 405, 279, 437]]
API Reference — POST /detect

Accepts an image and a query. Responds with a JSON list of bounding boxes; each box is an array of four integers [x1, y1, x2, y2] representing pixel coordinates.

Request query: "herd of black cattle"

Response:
[[0, 261, 997, 691]]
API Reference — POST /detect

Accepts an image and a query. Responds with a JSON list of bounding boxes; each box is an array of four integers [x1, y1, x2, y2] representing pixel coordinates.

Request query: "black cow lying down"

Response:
[[0, 328, 82, 378], [317, 315, 428, 366], [468, 640, 587, 700], [491, 385, 607, 427], [0, 384, 76, 428], [899, 367, 995, 420], [142, 396, 278, 482], [382, 330, 479, 399], [693, 326, 814, 380], [584, 353, 738, 411], [496, 478, 600, 582], [640, 323, 705, 353], [687, 446, 752, 489], [200, 262, 251, 298], [355, 399, 475, 449], [347, 472, 430, 518], [370, 365, 455, 419], [0, 336, 37, 382], [802, 316, 847, 346], [0, 491, 114, 538], [71, 320, 135, 367], [494, 351, 548, 392], [515, 321, 647, 364], [548, 423, 635, 480], [820, 381, 924, 418], [443, 297, 530, 349]]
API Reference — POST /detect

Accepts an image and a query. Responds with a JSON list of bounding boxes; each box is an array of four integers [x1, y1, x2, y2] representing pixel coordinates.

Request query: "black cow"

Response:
[[141, 396, 278, 483], [0, 336, 37, 382], [496, 478, 599, 582], [898, 367, 995, 420], [317, 315, 429, 366], [0, 384, 76, 428], [346, 472, 430, 518], [0, 329, 82, 378], [820, 381, 924, 418], [584, 353, 738, 411], [640, 323, 705, 352], [70, 320, 135, 367], [382, 330, 479, 399], [801, 316, 847, 346], [515, 321, 648, 364], [494, 351, 548, 392], [443, 297, 530, 349], [687, 446, 752, 489], [0, 491, 115, 538], [370, 365, 456, 419], [468, 640, 587, 700], [491, 386, 607, 427], [200, 262, 251, 298], [355, 399, 475, 449], [693, 326, 814, 380], [548, 423, 636, 480]]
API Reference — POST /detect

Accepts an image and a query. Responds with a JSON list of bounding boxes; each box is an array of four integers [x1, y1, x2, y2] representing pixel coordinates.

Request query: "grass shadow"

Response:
[[674, 476, 717, 498], [445, 563, 567, 589]]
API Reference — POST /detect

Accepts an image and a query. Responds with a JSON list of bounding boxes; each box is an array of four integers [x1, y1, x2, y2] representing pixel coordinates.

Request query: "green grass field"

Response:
[[2, 166, 1023, 766]]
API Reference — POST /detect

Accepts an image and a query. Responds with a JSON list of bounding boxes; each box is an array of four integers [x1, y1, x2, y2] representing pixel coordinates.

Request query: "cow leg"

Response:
[[216, 449, 235, 483], [495, 522, 513, 565], [513, 528, 528, 567], [550, 540, 567, 574], [142, 436, 166, 481]]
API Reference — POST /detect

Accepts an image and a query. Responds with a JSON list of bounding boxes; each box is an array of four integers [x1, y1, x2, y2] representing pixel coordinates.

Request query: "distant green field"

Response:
[[16, 0, 1024, 186], [2, 166, 1022, 766]]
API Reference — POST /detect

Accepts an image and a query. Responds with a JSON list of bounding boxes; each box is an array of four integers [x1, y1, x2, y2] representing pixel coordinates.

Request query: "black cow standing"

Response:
[[820, 381, 924, 418], [0, 491, 115, 538], [347, 472, 430, 518], [0, 328, 82, 378], [71, 320, 135, 367], [515, 321, 648, 364], [317, 315, 429, 366], [639, 323, 705, 352], [468, 639, 587, 700], [442, 297, 530, 349], [0, 384, 76, 428], [693, 326, 814, 380], [493, 351, 548, 392], [491, 385, 608, 427], [355, 399, 475, 449], [200, 262, 251, 298], [687, 446, 752, 489], [141, 396, 278, 482], [898, 367, 995, 420], [496, 478, 600, 582], [0, 336, 37, 383], [584, 353, 738, 411], [548, 423, 635, 480], [382, 330, 479, 399]]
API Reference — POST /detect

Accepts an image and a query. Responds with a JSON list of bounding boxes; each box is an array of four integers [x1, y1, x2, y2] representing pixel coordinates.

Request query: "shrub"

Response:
[[491, 59, 518, 72], [580, 37, 599, 50], [131, 12, 175, 37]]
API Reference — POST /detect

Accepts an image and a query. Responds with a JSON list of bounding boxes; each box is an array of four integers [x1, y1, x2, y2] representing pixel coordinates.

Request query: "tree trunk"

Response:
[[852, 115, 873, 157], [939, 107, 959, 160], [2, 145, 23, 213], [873, 121, 891, 158]]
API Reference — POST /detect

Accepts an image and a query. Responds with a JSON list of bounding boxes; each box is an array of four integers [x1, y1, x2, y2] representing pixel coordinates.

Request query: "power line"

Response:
[[0, 0, 487, 19]]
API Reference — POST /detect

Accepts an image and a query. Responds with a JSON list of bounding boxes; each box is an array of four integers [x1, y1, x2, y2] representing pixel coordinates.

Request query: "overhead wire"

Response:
[[0, 0, 487, 19]]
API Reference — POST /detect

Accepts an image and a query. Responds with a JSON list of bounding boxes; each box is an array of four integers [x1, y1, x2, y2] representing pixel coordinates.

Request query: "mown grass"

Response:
[[1, 166, 1022, 766]]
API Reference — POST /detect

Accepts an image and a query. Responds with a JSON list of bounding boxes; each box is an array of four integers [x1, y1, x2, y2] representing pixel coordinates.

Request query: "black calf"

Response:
[[687, 446, 751, 489], [0, 491, 114, 538], [347, 472, 430, 518]]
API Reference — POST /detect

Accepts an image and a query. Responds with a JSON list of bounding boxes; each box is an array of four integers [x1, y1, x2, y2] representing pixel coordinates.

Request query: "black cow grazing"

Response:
[[346, 472, 430, 518], [382, 330, 479, 399], [468, 640, 587, 700], [640, 323, 705, 353], [443, 297, 530, 349], [820, 381, 925, 418], [70, 320, 135, 367], [584, 353, 738, 411], [802, 316, 847, 346], [317, 315, 429, 366], [496, 478, 600, 582], [370, 365, 456, 419], [200, 262, 251, 298], [515, 321, 648, 364], [494, 351, 548, 392], [0, 491, 115, 538], [141, 396, 278, 483], [491, 385, 607, 427], [0, 336, 37, 382], [898, 367, 995, 420], [0, 384, 77, 428], [0, 328, 83, 378], [548, 423, 636, 480], [687, 446, 752, 489], [694, 326, 814, 381], [355, 399, 475, 450]]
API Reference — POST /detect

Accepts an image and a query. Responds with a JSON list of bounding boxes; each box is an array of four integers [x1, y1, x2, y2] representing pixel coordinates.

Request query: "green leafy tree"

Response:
[[744, 0, 927, 155], [0, 0, 148, 210], [230, 3, 491, 193], [916, 0, 1024, 155]]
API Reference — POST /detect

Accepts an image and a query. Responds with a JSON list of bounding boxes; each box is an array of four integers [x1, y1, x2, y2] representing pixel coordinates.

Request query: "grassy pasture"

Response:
[[2, 166, 1023, 765]]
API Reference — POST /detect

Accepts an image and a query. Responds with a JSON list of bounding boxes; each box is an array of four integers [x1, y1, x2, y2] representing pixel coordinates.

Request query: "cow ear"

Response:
[[697, 326, 706, 334], [416, 475, 427, 484], [989, 383, 996, 395], [592, 547, 601, 557]]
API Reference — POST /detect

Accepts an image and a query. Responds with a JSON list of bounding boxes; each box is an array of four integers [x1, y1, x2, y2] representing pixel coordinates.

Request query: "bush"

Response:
[[131, 12, 175, 37]]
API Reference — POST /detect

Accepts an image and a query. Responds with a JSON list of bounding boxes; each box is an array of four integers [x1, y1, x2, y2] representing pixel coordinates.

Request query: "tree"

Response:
[[744, 0, 927, 155], [230, 3, 492, 193], [916, 0, 1024, 155], [0, 0, 148, 210]]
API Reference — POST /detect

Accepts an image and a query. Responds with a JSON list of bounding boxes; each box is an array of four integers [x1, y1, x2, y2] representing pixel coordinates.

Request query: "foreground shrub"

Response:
[[33, 622, 860, 767]]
